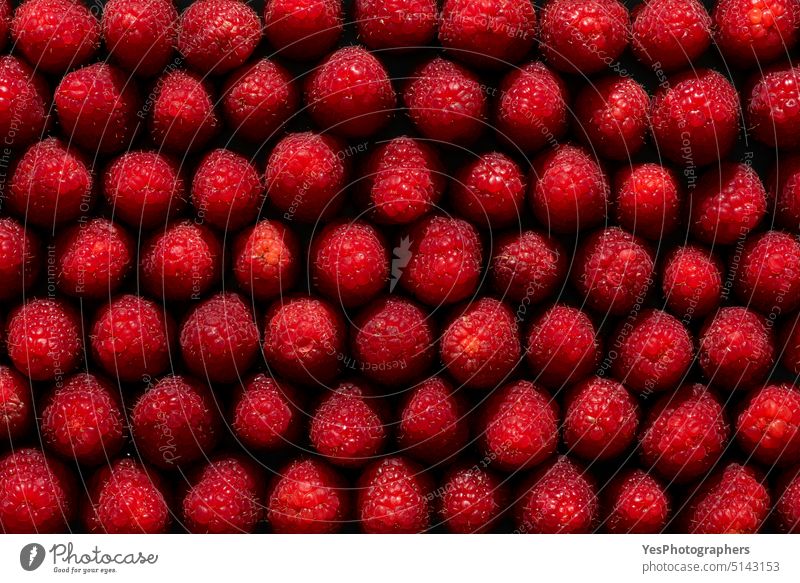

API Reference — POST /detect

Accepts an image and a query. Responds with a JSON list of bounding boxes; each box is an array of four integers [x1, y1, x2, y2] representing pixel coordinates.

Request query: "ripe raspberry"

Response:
[[490, 230, 566, 304], [480, 380, 559, 470], [734, 231, 800, 313], [232, 374, 300, 450], [0, 217, 40, 301], [311, 221, 389, 307], [661, 245, 723, 319], [191, 149, 264, 231], [0, 365, 32, 441], [358, 456, 431, 533], [0, 448, 74, 533], [232, 219, 300, 301], [650, 69, 740, 166], [351, 296, 434, 386], [439, 467, 504, 534], [305, 46, 395, 137], [639, 383, 729, 481], [529, 144, 609, 233], [149, 70, 219, 152], [714, 0, 799, 67], [355, 0, 437, 50], [0, 56, 49, 147], [11, 0, 99, 73], [604, 469, 669, 534], [769, 154, 800, 230], [102, 0, 178, 77], [736, 383, 800, 466], [572, 227, 654, 316], [262, 296, 344, 384], [540, 0, 629, 74], [438, 0, 536, 69], [631, 0, 712, 71], [780, 313, 800, 375], [747, 65, 800, 149], [526, 304, 600, 389], [775, 469, 800, 532], [403, 57, 488, 145], [140, 221, 221, 301], [264, 0, 342, 60], [399, 215, 482, 306], [699, 307, 774, 391], [452, 152, 525, 228], [6, 299, 82, 382], [398, 377, 467, 462], [90, 294, 175, 382], [614, 163, 683, 240], [40, 373, 125, 465]]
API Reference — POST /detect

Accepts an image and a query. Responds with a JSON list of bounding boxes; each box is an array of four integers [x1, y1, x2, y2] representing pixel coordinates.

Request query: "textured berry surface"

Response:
[[232, 374, 300, 451], [440, 467, 504, 533], [714, 0, 800, 67], [605, 470, 669, 534], [358, 456, 431, 533], [736, 384, 800, 466], [102, 0, 177, 77], [452, 152, 525, 228], [355, 0, 437, 50], [0, 56, 48, 147], [0, 365, 32, 441], [264, 0, 342, 60], [0, 217, 40, 301], [748, 64, 800, 149], [233, 219, 300, 301], [613, 163, 683, 240], [661, 245, 723, 319], [631, 0, 712, 71], [490, 230, 565, 304], [398, 377, 466, 463], [149, 70, 219, 152]]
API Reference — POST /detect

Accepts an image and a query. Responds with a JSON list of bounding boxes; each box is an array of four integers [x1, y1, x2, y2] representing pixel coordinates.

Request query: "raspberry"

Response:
[[403, 57, 488, 145], [398, 377, 467, 462], [0, 448, 74, 533], [650, 69, 740, 166], [231, 374, 300, 450], [149, 70, 219, 152], [480, 380, 559, 470], [631, 0, 712, 71], [232, 219, 300, 301], [529, 144, 609, 233], [140, 220, 221, 301], [179, 292, 260, 384], [661, 245, 723, 319], [490, 230, 566, 304], [639, 383, 729, 481], [358, 457, 431, 533], [355, 0, 437, 50], [305, 46, 396, 137], [769, 154, 800, 230], [563, 377, 639, 461], [734, 231, 800, 313], [441, 298, 521, 390], [714, 0, 800, 67], [438, 0, 537, 69], [439, 467, 504, 533], [264, 132, 348, 223], [351, 296, 434, 386], [775, 469, 800, 532], [177, 0, 260, 75], [0, 365, 32, 441], [11, 0, 99, 73], [0, 217, 40, 301], [53, 218, 134, 299], [262, 296, 344, 384], [526, 305, 600, 389], [452, 152, 525, 228], [604, 469, 669, 534], [0, 0, 8, 50], [102, 0, 178, 77], [131, 375, 220, 468], [736, 383, 800, 466], [264, 0, 342, 60], [747, 64, 800, 149], [40, 373, 125, 465], [6, 298, 82, 382], [0, 56, 49, 147], [699, 307, 775, 391], [191, 149, 264, 231], [572, 227, 654, 316], [399, 215, 482, 306], [90, 294, 175, 382], [540, 0, 629, 74], [614, 163, 683, 240], [311, 221, 389, 307], [222, 59, 298, 143], [267, 458, 348, 533], [310, 380, 386, 466], [781, 313, 800, 375], [8, 138, 93, 228]]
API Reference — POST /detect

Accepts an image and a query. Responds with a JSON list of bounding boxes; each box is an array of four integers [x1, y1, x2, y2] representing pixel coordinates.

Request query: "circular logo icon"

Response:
[[20, 543, 46, 571]]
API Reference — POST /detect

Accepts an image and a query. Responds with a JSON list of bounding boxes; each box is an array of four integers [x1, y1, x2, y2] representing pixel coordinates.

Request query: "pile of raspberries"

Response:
[[3, 0, 800, 535]]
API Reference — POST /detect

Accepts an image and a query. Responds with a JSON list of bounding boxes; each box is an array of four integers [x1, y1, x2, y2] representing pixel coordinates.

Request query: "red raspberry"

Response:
[[8, 138, 93, 227], [53, 218, 134, 299], [529, 144, 609, 233], [102, 0, 178, 77], [0, 217, 40, 301], [90, 294, 175, 382], [734, 231, 800, 313], [439, 467, 505, 533], [438, 0, 536, 69], [398, 377, 467, 462], [191, 149, 264, 231], [604, 469, 669, 534], [737, 383, 800, 466], [11, 0, 99, 73], [650, 69, 740, 166], [516, 456, 598, 534], [563, 377, 639, 461], [222, 59, 298, 143], [140, 220, 221, 301], [355, 0, 437, 50], [305, 46, 395, 137], [149, 70, 219, 152], [0, 0, 8, 49], [0, 448, 74, 533], [0, 56, 49, 147], [358, 456, 431, 533], [452, 152, 525, 228], [631, 0, 712, 71], [265, 132, 348, 223], [781, 313, 800, 375], [639, 383, 729, 481], [540, 0, 629, 74], [775, 469, 800, 532], [403, 57, 488, 145], [0, 365, 32, 441], [489, 230, 566, 304], [714, 0, 799, 67], [311, 221, 389, 307], [262, 296, 344, 384], [264, 0, 342, 60], [310, 380, 386, 466], [480, 380, 559, 470], [131, 375, 220, 468], [699, 307, 774, 391], [351, 296, 434, 386], [572, 227, 654, 316], [747, 64, 800, 149], [400, 215, 482, 306], [769, 154, 800, 230], [40, 373, 125, 465], [180, 292, 260, 384], [267, 458, 348, 533], [232, 219, 300, 301], [6, 299, 82, 382], [526, 304, 600, 389], [661, 245, 723, 319], [231, 374, 300, 450], [441, 298, 521, 390], [614, 163, 682, 240]]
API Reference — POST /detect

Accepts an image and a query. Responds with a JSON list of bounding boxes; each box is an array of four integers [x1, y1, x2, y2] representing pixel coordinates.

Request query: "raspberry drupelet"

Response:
[[713, 0, 800, 67], [439, 467, 505, 534], [0, 217, 40, 301], [354, 0, 437, 50], [736, 383, 800, 466], [0, 56, 49, 147], [747, 65, 800, 150], [149, 70, 219, 153], [734, 231, 800, 313], [358, 456, 432, 533], [452, 152, 525, 229], [604, 469, 669, 534], [775, 470, 800, 532], [398, 377, 467, 462], [231, 374, 301, 451], [0, 365, 32, 441], [490, 230, 566, 304], [661, 245, 723, 319], [232, 219, 300, 301], [769, 154, 800, 230], [263, 0, 342, 60], [613, 163, 683, 240]]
